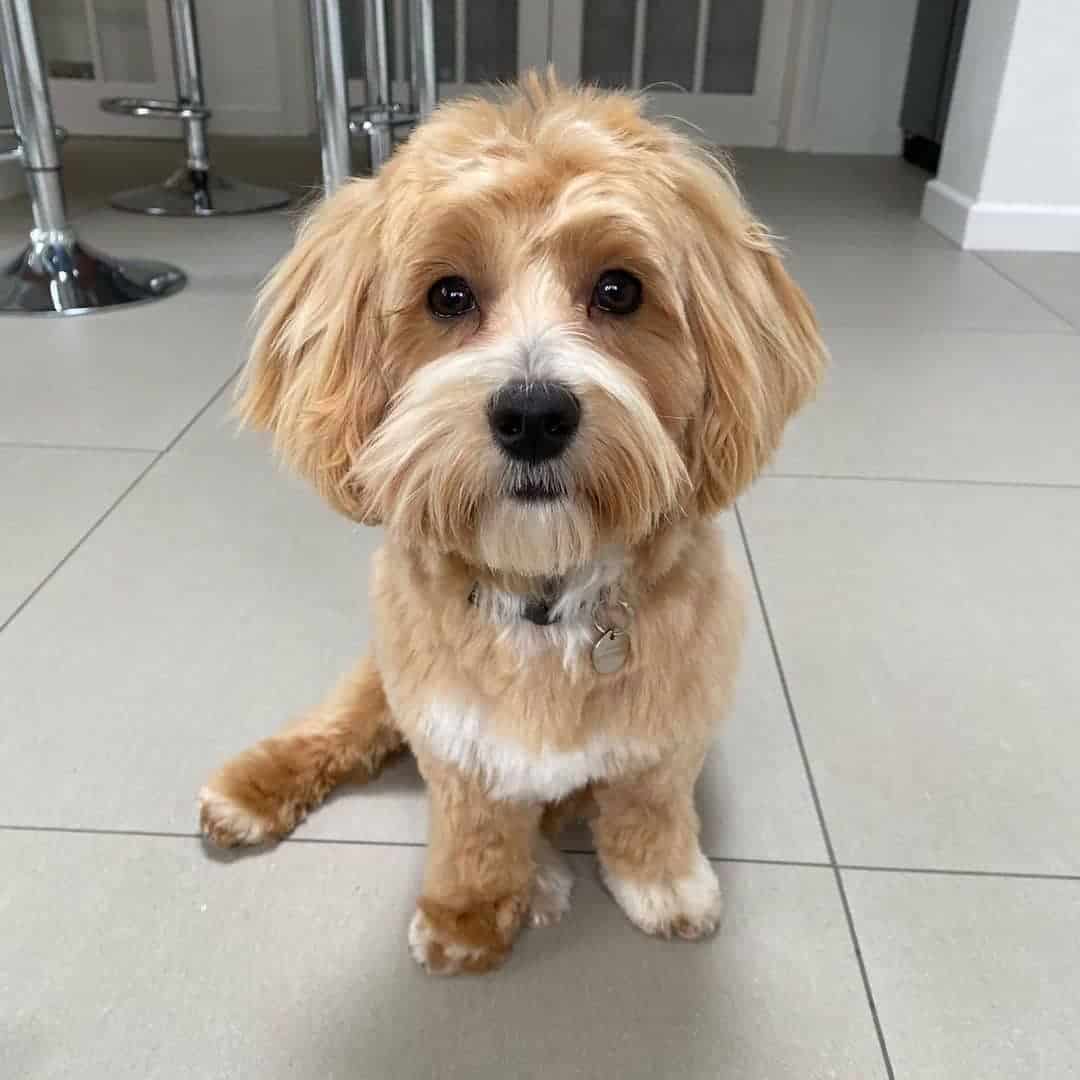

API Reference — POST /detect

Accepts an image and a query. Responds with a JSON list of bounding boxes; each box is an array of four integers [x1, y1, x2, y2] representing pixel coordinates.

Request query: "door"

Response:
[[342, 0, 549, 124], [550, 0, 797, 147], [33, 0, 178, 136]]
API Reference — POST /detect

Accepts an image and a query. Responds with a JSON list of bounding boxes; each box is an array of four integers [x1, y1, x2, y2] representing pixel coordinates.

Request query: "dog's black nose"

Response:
[[488, 382, 581, 463]]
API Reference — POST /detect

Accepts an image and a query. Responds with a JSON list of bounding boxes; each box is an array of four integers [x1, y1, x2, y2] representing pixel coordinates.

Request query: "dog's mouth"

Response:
[[508, 477, 566, 502]]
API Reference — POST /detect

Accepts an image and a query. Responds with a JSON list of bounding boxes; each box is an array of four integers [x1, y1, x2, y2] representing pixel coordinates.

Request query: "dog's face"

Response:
[[241, 78, 825, 576]]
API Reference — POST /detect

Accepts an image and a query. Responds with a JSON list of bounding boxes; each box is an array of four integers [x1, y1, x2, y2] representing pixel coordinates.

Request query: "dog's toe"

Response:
[[198, 786, 275, 848], [407, 892, 527, 975], [601, 851, 722, 941], [407, 909, 507, 975], [528, 839, 574, 928]]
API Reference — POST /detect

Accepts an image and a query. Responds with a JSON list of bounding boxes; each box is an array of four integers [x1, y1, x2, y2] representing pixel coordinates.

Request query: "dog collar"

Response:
[[467, 582, 559, 626], [467, 582, 634, 673]]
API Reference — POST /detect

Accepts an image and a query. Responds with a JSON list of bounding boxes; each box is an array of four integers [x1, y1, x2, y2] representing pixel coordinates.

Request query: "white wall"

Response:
[[923, 0, 1080, 251], [980, 1, 1080, 206], [926, 0, 1019, 199], [801, 0, 919, 155]]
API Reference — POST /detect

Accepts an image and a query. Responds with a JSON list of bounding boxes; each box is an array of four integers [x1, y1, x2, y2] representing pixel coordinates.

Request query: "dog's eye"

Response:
[[591, 270, 642, 316], [427, 276, 476, 319]]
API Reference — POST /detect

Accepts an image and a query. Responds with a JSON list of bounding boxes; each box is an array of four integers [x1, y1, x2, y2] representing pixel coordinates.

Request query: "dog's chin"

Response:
[[474, 492, 599, 577]]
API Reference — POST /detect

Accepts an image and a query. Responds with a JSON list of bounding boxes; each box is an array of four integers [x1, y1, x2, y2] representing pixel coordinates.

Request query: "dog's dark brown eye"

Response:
[[427, 276, 476, 319], [591, 270, 642, 316]]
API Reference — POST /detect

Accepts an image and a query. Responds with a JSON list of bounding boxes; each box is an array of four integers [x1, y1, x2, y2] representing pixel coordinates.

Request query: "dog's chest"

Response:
[[416, 701, 658, 803]]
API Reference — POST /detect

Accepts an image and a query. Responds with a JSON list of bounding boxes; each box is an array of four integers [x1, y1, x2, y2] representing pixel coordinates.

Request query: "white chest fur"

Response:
[[417, 700, 658, 803]]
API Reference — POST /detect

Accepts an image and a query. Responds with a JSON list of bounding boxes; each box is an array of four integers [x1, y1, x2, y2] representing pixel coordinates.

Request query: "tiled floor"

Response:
[[2, 141, 1079, 1079]]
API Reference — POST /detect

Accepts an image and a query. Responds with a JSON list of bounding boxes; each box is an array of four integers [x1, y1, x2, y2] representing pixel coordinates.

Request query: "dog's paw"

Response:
[[602, 851, 722, 940], [529, 839, 574, 928], [198, 786, 276, 848], [408, 894, 526, 975]]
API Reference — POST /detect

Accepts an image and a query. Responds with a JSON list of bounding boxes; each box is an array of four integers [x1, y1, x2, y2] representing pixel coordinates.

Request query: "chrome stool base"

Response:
[[0, 229, 186, 316], [109, 167, 289, 217]]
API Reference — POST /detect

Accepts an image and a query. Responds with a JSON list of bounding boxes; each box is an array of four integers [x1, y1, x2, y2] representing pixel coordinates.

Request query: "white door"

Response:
[[343, 0, 549, 121], [549, 0, 797, 147], [33, 0, 315, 138], [34, 0, 178, 137]]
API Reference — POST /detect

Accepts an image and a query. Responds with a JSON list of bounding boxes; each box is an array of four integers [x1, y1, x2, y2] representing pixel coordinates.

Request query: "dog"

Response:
[[198, 73, 825, 975]]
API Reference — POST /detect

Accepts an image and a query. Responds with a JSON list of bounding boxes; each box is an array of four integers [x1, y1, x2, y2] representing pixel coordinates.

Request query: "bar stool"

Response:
[[100, 0, 289, 216], [308, 0, 436, 194], [0, 0, 185, 315]]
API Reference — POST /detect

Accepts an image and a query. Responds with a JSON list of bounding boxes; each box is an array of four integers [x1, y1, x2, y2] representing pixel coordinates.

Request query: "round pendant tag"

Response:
[[592, 628, 630, 674]]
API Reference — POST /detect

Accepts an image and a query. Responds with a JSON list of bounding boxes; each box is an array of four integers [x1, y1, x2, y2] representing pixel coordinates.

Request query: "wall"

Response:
[[923, 0, 1080, 250], [979, 0, 1080, 206], [800, 0, 920, 154]]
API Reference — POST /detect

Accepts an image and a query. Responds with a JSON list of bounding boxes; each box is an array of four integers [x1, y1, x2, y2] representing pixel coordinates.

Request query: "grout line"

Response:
[[6, 820, 1080, 887], [0, 441, 157, 454], [0, 454, 159, 637], [767, 471, 1080, 492], [0, 366, 242, 639], [975, 253, 1080, 333], [817, 323, 1077, 338], [161, 365, 244, 454], [839, 863, 1080, 884], [734, 502, 896, 1080], [0, 823, 201, 841]]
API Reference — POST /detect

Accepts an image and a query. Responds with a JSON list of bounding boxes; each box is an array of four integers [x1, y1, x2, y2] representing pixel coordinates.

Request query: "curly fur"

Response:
[[201, 72, 825, 974]]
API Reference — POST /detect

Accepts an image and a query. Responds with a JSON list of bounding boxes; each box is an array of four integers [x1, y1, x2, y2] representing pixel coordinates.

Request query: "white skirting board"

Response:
[[923, 180, 1080, 253]]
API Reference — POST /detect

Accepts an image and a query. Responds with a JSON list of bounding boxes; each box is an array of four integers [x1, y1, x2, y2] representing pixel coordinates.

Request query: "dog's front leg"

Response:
[[591, 763, 722, 940], [408, 758, 539, 975], [199, 654, 402, 847]]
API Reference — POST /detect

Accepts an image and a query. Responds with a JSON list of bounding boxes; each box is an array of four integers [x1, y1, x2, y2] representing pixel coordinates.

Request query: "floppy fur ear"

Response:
[[236, 179, 389, 522], [679, 154, 826, 515]]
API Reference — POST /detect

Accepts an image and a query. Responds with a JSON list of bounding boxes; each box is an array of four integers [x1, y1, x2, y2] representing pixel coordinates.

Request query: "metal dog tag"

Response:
[[592, 627, 630, 674]]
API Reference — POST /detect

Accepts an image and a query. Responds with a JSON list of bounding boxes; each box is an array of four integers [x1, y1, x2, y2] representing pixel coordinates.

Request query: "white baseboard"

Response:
[[923, 179, 1080, 252]]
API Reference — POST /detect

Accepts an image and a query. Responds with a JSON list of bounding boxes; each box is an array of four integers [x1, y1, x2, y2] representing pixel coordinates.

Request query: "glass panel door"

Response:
[[343, 0, 549, 121], [552, 0, 796, 147]]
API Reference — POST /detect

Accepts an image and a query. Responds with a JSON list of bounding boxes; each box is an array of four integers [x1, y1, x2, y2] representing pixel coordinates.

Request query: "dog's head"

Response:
[[240, 75, 825, 576]]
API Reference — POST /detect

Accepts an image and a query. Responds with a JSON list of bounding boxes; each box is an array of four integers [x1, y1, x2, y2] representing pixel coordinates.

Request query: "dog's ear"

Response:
[[236, 179, 389, 522], [678, 155, 826, 515]]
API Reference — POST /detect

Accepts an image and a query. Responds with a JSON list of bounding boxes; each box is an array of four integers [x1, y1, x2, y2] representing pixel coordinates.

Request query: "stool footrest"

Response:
[[99, 97, 211, 121], [1, 123, 68, 162], [348, 104, 419, 134]]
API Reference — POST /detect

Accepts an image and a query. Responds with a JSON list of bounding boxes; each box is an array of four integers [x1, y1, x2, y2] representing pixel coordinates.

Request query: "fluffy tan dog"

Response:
[[199, 73, 825, 975]]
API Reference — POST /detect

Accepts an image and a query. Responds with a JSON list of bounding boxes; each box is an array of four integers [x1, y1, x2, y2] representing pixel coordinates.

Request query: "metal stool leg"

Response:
[[307, 0, 435, 192], [362, 0, 393, 169], [103, 0, 289, 216], [0, 0, 185, 315], [344, 0, 436, 175], [309, 0, 351, 193], [409, 0, 436, 123]]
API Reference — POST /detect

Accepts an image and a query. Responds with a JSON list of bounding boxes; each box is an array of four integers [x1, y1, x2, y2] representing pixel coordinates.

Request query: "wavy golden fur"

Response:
[[201, 73, 825, 974]]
